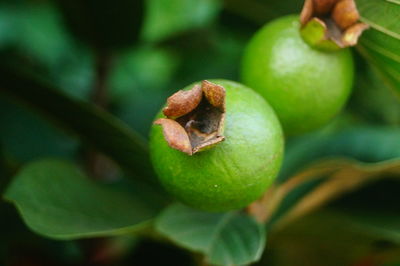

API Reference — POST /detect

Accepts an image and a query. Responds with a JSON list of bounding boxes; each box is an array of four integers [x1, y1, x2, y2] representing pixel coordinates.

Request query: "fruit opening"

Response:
[[154, 80, 225, 155], [300, 0, 369, 50]]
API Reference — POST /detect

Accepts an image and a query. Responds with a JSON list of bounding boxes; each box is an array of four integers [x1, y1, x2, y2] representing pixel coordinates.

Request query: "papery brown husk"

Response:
[[300, 0, 369, 49], [154, 81, 226, 155]]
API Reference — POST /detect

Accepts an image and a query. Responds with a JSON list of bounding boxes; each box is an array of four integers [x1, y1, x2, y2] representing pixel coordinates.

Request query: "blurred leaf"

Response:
[[332, 186, 400, 244], [333, 208, 400, 243], [350, 63, 400, 125], [110, 47, 178, 101], [260, 175, 400, 266], [17, 3, 94, 99], [358, 31, 400, 94], [0, 147, 15, 193], [0, 97, 78, 162], [0, 5, 18, 48], [142, 0, 222, 42], [156, 203, 265, 266], [356, 0, 400, 93], [4, 159, 162, 239], [16, 3, 75, 67], [161, 25, 249, 93], [0, 2, 94, 99], [262, 209, 400, 266], [54, 0, 145, 50], [223, 0, 302, 25], [356, 0, 400, 38], [279, 125, 400, 183], [109, 46, 179, 136], [0, 67, 156, 184]]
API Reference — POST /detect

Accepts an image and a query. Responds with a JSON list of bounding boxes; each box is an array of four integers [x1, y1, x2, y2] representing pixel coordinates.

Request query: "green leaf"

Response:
[[4, 159, 162, 239], [223, 0, 302, 25], [336, 210, 400, 243], [358, 30, 400, 93], [55, 0, 145, 50], [0, 4, 19, 48], [355, 0, 400, 93], [16, 3, 76, 67], [109, 47, 179, 136], [265, 208, 400, 266], [142, 0, 222, 42], [350, 63, 400, 125], [0, 97, 78, 162], [16, 3, 94, 99], [280, 125, 400, 182], [356, 0, 400, 39], [156, 203, 265, 266], [0, 67, 156, 184], [264, 177, 400, 265], [329, 175, 400, 242]]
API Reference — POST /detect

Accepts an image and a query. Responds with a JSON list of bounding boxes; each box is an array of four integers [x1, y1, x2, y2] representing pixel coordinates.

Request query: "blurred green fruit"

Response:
[[149, 80, 284, 212], [241, 15, 354, 135]]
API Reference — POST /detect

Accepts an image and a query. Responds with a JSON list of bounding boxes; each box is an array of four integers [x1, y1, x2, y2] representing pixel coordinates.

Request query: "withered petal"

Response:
[[192, 136, 225, 154], [313, 0, 339, 15], [300, 0, 366, 49], [156, 80, 227, 156], [300, 0, 314, 25], [342, 22, 369, 46], [201, 80, 226, 111], [332, 0, 360, 30], [163, 84, 203, 118], [154, 118, 193, 155]]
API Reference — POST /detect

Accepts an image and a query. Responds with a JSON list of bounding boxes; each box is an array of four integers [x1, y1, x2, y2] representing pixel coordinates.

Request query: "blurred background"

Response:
[[0, 0, 399, 265]]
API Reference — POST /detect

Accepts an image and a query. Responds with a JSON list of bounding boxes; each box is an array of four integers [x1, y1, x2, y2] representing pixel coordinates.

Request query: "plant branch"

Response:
[[91, 51, 112, 108], [0, 66, 157, 185]]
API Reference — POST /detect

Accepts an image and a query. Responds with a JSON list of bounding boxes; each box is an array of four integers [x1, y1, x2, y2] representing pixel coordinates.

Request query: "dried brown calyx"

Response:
[[300, 0, 369, 51], [154, 80, 226, 155]]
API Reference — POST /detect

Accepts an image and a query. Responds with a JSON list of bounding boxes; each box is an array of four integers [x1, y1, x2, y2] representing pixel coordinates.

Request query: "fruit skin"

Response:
[[241, 15, 354, 135], [150, 80, 284, 212]]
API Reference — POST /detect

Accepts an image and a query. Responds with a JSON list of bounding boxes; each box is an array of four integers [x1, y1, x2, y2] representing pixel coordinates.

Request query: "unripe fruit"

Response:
[[241, 15, 354, 135], [150, 80, 284, 212]]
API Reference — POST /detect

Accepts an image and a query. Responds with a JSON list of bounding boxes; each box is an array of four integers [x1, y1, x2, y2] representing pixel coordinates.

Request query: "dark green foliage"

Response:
[[0, 0, 399, 265], [53, 0, 145, 50]]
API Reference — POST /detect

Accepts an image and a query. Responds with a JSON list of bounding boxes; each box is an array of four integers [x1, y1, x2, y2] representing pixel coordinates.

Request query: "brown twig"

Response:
[[84, 50, 118, 180], [91, 51, 112, 108], [245, 160, 352, 223]]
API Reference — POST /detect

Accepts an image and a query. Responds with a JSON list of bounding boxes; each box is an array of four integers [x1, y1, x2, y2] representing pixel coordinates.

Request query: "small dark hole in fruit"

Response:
[[176, 97, 223, 150]]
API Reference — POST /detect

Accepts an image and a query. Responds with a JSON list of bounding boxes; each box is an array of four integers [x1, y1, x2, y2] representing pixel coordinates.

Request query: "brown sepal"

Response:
[[300, 0, 314, 25], [300, 0, 369, 49], [154, 118, 193, 155], [163, 84, 203, 118], [332, 0, 359, 30], [342, 22, 370, 46], [202, 80, 225, 111], [313, 0, 339, 15], [155, 81, 226, 155]]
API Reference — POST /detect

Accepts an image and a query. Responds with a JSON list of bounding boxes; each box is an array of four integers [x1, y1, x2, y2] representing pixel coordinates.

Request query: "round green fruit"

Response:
[[241, 15, 354, 135], [150, 80, 284, 212]]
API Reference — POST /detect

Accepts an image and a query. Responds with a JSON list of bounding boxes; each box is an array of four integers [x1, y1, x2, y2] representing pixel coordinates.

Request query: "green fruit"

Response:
[[241, 15, 354, 135], [150, 80, 284, 212]]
